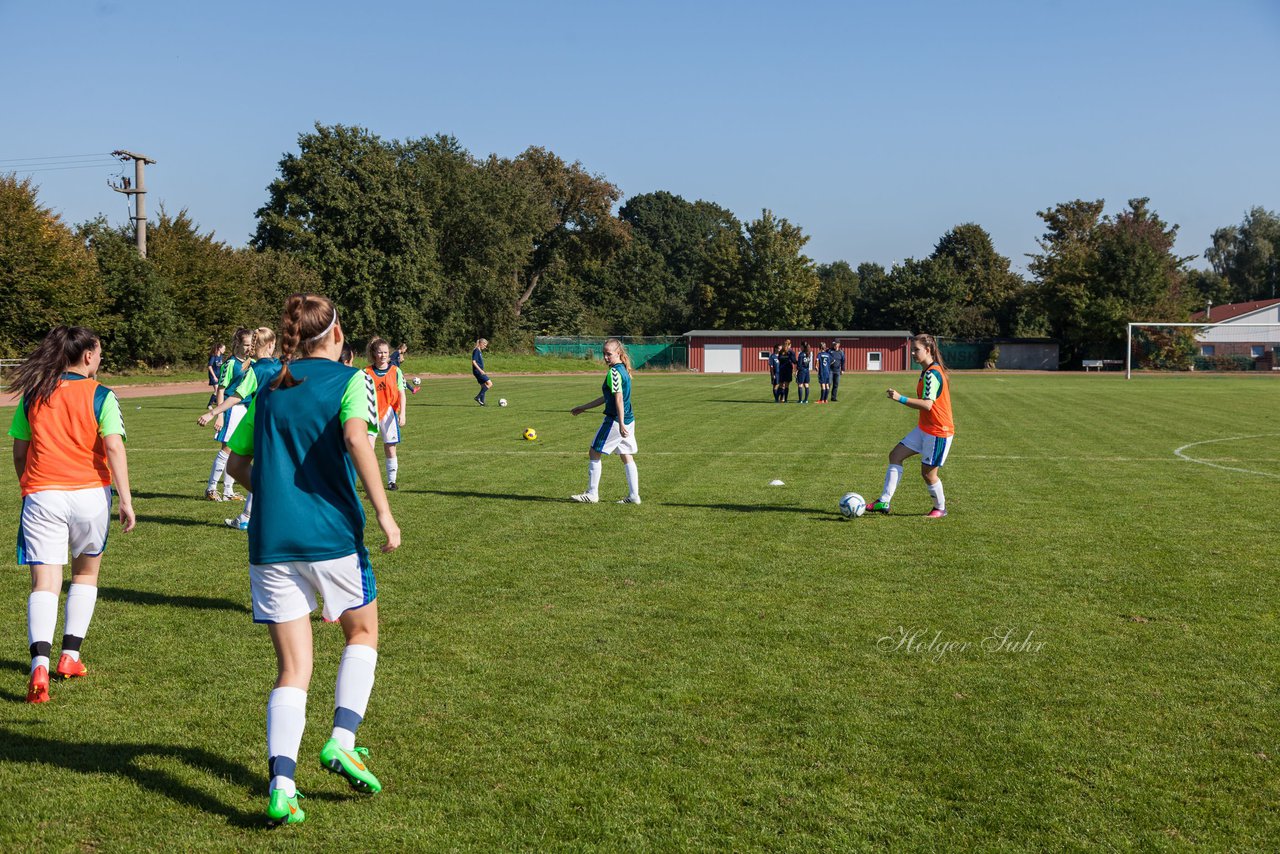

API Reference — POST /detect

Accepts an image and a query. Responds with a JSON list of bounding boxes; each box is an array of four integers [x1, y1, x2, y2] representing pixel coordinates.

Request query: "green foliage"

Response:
[[1206, 207, 1280, 302], [1030, 198, 1193, 363], [811, 261, 859, 329], [717, 210, 820, 327], [0, 175, 108, 356]]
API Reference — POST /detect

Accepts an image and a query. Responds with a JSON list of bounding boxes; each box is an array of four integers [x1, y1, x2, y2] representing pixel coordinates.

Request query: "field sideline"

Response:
[[0, 371, 1276, 849]]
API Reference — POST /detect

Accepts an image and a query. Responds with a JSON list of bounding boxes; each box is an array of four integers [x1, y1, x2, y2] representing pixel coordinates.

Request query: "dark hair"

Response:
[[340, 342, 354, 365], [209, 342, 226, 356], [367, 337, 389, 364], [801, 341, 810, 354], [10, 326, 101, 408], [272, 294, 338, 390], [913, 333, 948, 372]]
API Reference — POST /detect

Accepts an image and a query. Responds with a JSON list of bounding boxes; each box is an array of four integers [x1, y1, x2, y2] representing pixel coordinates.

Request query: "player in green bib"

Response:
[[225, 295, 400, 826]]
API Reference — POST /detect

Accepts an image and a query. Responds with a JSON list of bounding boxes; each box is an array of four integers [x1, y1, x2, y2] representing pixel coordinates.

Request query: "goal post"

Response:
[[1126, 323, 1280, 379]]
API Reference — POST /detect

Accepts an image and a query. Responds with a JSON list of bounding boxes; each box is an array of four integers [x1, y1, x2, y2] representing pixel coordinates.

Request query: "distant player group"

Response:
[[5, 305, 947, 826], [769, 340, 845, 403]]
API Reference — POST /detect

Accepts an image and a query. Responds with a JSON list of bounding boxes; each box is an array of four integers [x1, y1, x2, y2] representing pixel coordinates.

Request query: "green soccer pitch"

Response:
[[0, 371, 1276, 849]]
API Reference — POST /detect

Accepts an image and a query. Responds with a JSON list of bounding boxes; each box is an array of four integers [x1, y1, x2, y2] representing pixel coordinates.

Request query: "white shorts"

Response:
[[368, 409, 401, 446], [18, 487, 112, 566], [250, 552, 377, 624], [215, 403, 248, 444], [591, 418, 637, 455], [899, 427, 953, 468]]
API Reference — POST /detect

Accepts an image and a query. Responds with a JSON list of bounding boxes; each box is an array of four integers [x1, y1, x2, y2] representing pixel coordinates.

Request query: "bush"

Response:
[[1193, 354, 1255, 372]]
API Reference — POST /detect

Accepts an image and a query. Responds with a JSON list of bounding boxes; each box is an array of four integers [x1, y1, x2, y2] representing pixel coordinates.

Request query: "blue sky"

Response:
[[3, 0, 1277, 274]]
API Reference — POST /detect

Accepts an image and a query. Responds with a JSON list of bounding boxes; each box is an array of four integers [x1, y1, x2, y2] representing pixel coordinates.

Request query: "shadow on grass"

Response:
[[135, 514, 217, 528], [409, 489, 564, 503], [131, 490, 193, 501], [706, 399, 787, 404], [97, 586, 250, 613], [662, 501, 818, 514], [0, 727, 263, 827]]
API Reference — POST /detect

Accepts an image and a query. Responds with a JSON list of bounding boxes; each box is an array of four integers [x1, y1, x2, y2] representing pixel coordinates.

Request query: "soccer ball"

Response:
[[412, 377, 421, 387], [522, 427, 537, 441], [839, 492, 866, 518], [499, 398, 508, 407]]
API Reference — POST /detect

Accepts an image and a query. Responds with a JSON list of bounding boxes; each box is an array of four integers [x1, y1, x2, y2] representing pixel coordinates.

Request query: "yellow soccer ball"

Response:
[[522, 427, 538, 441]]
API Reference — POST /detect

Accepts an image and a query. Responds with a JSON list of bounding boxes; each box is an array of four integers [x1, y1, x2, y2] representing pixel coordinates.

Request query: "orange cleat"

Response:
[[56, 654, 88, 679], [27, 665, 50, 703]]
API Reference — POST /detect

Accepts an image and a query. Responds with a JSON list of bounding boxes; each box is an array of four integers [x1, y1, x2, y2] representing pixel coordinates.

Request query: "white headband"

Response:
[[308, 308, 338, 343]]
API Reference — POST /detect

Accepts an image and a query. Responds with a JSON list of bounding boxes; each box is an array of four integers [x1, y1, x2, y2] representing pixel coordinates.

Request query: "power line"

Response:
[[2, 163, 120, 174], [0, 152, 112, 164]]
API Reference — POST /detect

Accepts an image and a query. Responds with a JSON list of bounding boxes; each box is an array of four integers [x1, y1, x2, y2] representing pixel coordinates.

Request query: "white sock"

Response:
[[223, 473, 236, 497], [27, 590, 58, 671], [61, 583, 98, 660], [623, 461, 639, 500], [386, 457, 398, 485], [332, 644, 378, 750], [586, 459, 602, 497], [238, 493, 253, 524], [267, 686, 308, 796], [927, 480, 945, 511], [208, 449, 229, 492], [880, 464, 903, 504]]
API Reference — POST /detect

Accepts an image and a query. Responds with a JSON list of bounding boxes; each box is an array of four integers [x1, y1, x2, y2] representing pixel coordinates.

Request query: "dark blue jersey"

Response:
[[471, 347, 485, 372]]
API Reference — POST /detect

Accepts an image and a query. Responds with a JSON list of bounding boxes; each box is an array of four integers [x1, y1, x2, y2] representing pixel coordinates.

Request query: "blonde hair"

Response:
[[604, 338, 633, 374], [367, 337, 390, 364], [241, 326, 276, 369], [913, 333, 947, 372]]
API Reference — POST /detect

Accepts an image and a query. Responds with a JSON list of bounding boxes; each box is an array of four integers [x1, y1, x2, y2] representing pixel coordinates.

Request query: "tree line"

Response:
[[2, 122, 1276, 366]]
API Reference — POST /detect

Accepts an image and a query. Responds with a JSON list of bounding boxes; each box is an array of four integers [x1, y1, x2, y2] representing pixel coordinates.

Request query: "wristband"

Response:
[[898, 395, 909, 405]]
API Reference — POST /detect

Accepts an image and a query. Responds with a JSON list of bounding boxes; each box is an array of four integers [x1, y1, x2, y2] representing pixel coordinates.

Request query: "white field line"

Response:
[[126, 447, 1273, 464], [708, 377, 752, 388], [1173, 434, 1280, 479]]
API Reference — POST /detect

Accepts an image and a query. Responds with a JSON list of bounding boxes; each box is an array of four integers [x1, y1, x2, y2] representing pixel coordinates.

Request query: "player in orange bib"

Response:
[[869, 333, 955, 518], [6, 327, 136, 703], [363, 338, 407, 491]]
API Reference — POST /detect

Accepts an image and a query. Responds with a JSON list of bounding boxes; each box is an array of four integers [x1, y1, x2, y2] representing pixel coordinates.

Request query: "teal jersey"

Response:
[[229, 357, 282, 406], [601, 363, 634, 424], [219, 357, 249, 390], [227, 358, 378, 565]]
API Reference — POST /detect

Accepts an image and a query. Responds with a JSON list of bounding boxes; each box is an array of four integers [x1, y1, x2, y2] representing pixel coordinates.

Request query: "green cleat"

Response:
[[265, 789, 305, 826], [319, 738, 382, 793], [868, 500, 891, 514]]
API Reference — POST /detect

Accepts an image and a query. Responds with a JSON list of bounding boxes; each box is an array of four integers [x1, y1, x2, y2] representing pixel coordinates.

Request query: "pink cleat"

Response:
[[926, 508, 947, 518]]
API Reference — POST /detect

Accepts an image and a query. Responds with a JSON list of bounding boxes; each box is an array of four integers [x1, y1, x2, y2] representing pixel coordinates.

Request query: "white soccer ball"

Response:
[[412, 377, 421, 386], [839, 492, 866, 518], [499, 398, 508, 407]]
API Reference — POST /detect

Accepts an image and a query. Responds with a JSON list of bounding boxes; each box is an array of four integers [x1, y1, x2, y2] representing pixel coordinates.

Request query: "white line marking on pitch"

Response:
[[1173, 434, 1280, 479]]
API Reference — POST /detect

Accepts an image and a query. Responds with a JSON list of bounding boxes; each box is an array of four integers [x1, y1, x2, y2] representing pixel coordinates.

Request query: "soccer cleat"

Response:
[[319, 738, 382, 793], [616, 496, 641, 504], [387, 482, 398, 491], [224, 492, 245, 502], [265, 789, 305, 826], [27, 665, 50, 703], [926, 508, 948, 518], [205, 489, 224, 502], [56, 654, 88, 679], [225, 517, 249, 531], [868, 500, 891, 514], [570, 493, 599, 504]]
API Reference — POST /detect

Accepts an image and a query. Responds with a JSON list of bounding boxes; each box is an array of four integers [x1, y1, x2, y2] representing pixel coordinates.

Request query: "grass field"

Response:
[[0, 371, 1277, 850]]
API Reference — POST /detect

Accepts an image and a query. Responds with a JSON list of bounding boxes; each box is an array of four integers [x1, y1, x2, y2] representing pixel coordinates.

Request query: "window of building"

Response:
[[1251, 345, 1264, 358], [1201, 345, 1215, 356]]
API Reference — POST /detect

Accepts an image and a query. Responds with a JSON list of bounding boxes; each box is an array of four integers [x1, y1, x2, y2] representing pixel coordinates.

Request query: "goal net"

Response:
[[1126, 323, 1280, 378]]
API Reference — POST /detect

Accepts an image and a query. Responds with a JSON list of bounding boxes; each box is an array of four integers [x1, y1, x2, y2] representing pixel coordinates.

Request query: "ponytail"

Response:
[[272, 294, 338, 390], [10, 326, 101, 408], [604, 338, 633, 374], [913, 333, 947, 372]]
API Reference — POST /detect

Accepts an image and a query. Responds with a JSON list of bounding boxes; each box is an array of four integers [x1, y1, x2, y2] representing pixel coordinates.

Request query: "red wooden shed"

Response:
[[685, 330, 913, 373]]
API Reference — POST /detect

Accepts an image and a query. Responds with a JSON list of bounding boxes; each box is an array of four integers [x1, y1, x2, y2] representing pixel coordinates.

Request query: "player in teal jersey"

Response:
[[198, 328, 280, 529], [569, 338, 640, 504], [225, 294, 399, 826], [200, 329, 251, 502]]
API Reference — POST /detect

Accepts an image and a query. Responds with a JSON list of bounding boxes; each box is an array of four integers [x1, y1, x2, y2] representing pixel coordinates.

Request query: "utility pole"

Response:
[[109, 150, 156, 257]]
